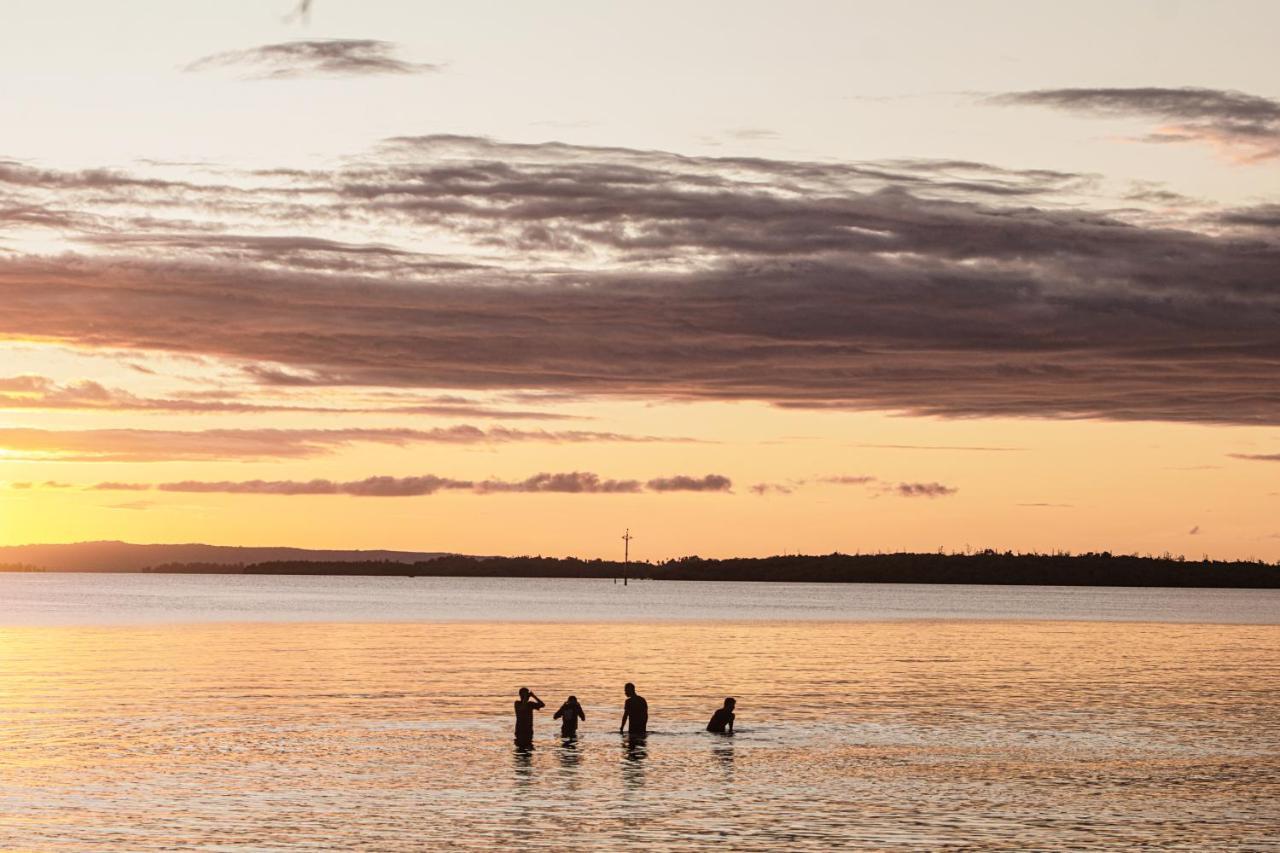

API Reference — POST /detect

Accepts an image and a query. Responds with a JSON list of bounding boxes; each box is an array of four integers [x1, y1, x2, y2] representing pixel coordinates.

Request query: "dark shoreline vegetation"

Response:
[[4, 552, 1279, 588]]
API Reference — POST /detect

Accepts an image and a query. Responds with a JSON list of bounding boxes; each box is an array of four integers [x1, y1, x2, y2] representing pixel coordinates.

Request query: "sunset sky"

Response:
[[2, 0, 1278, 560]]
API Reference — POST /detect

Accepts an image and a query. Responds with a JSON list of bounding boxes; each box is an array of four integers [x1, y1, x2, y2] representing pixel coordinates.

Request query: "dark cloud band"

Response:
[[991, 87, 1280, 162], [2, 134, 1278, 425]]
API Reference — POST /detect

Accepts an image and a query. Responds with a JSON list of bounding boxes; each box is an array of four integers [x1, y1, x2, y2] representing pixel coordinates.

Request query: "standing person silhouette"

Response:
[[706, 697, 736, 734], [618, 682, 648, 737], [553, 695, 586, 738], [513, 687, 545, 747]]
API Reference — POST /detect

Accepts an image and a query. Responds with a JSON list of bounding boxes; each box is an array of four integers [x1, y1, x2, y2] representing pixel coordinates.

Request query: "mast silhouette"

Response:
[[621, 528, 633, 586]]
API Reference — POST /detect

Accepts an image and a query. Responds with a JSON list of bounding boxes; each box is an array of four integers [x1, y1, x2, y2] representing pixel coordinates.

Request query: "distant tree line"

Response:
[[8, 552, 1277, 587], [128, 551, 1280, 588], [0, 563, 45, 572]]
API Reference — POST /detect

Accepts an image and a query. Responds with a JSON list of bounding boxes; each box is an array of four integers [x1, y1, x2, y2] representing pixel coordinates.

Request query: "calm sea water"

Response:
[[0, 575, 1277, 850]]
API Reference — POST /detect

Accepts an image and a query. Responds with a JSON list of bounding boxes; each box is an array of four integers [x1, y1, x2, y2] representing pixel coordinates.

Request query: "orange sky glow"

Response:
[[1, 1, 1278, 560]]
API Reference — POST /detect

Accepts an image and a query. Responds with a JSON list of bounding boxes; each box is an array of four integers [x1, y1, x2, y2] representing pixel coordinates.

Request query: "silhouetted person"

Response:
[[513, 687, 544, 746], [618, 682, 648, 736], [706, 697, 735, 734], [553, 695, 586, 738]]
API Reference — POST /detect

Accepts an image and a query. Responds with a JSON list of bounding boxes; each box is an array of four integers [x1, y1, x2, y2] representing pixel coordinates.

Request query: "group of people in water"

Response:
[[513, 682, 735, 746]]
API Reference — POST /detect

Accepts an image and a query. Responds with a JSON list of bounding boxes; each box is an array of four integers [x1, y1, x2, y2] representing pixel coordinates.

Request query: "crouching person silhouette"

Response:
[[706, 697, 735, 734]]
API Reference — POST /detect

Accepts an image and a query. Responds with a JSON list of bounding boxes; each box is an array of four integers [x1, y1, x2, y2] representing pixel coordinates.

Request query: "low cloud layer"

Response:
[[0, 425, 690, 462], [0, 374, 577, 419], [645, 474, 732, 492], [892, 482, 958, 498], [819, 475, 879, 486], [1230, 452, 1280, 462], [91, 471, 731, 497], [992, 87, 1280, 163], [3, 134, 1278, 426], [751, 475, 957, 498], [22, 469, 958, 498], [186, 40, 440, 79]]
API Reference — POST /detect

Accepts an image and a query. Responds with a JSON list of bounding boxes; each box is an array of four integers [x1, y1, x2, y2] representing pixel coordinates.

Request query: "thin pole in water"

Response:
[[622, 528, 633, 586]]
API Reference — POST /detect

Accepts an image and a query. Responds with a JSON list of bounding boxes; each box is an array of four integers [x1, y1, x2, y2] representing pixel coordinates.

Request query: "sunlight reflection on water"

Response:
[[0, 578, 1277, 849]]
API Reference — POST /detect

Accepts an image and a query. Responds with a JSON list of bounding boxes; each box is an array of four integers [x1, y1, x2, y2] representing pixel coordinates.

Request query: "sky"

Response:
[[1, 0, 1278, 560]]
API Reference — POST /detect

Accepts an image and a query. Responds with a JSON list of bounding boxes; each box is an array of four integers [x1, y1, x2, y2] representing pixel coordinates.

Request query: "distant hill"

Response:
[[0, 541, 451, 572]]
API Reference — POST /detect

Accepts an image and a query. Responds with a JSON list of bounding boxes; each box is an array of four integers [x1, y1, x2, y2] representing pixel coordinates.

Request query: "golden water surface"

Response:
[[1, 618, 1277, 850]]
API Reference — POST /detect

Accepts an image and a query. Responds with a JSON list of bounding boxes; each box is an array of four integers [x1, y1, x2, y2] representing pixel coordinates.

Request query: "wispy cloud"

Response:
[[92, 471, 731, 498], [0, 425, 692, 462], [1229, 452, 1280, 463], [786, 475, 959, 498], [284, 0, 313, 24], [990, 87, 1280, 163], [186, 40, 441, 79], [893, 482, 958, 498], [0, 375, 579, 420]]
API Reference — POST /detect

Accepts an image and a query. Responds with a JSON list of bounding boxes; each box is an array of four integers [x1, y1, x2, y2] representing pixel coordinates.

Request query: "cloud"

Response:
[[474, 472, 641, 494], [285, 0, 313, 24], [816, 475, 954, 498], [0, 425, 689, 462], [990, 87, 1280, 163], [1229, 452, 1280, 462], [0, 375, 320, 414], [3, 136, 1279, 426], [749, 482, 793, 495], [1017, 502, 1073, 508], [644, 474, 732, 492], [767, 475, 958, 498], [0, 374, 577, 420], [91, 471, 731, 498], [1211, 204, 1280, 230], [157, 476, 471, 497], [186, 40, 440, 79], [893, 482, 958, 498]]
